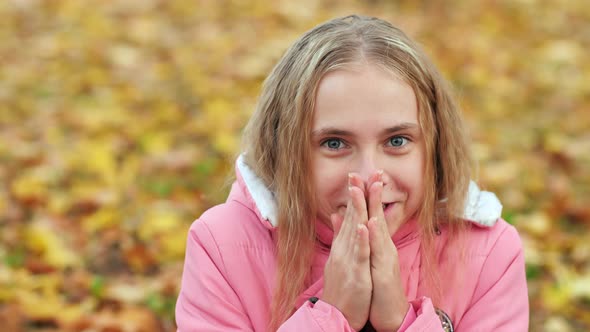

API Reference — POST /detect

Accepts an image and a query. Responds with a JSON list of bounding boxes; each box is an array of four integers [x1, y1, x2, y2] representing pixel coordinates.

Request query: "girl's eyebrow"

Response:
[[312, 128, 352, 137], [312, 122, 419, 137], [380, 123, 419, 135]]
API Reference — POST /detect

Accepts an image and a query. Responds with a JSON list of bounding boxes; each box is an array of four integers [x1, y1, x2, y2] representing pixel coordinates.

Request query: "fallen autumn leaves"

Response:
[[0, 0, 588, 331]]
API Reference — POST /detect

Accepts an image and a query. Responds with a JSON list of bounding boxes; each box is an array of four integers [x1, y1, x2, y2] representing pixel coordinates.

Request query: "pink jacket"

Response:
[[176, 157, 529, 331]]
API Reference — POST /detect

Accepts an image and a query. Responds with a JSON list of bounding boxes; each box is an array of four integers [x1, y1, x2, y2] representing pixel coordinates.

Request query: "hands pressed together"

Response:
[[322, 171, 409, 332]]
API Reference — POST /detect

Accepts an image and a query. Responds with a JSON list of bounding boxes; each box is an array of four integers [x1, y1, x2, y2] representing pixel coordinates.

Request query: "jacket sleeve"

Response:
[[176, 219, 255, 331], [395, 224, 529, 331], [454, 225, 529, 331], [278, 300, 356, 331], [394, 297, 445, 332], [176, 218, 358, 331]]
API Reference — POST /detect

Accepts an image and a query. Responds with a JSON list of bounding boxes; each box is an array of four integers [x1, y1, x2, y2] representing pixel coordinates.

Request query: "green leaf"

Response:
[[4, 249, 25, 268], [526, 263, 541, 280], [145, 180, 174, 197], [90, 275, 105, 298]]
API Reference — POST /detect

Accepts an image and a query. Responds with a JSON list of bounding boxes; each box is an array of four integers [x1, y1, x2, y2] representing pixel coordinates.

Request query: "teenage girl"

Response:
[[176, 15, 529, 331]]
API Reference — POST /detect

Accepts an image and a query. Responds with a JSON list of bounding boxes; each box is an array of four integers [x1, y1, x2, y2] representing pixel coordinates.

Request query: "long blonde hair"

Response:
[[242, 15, 471, 330]]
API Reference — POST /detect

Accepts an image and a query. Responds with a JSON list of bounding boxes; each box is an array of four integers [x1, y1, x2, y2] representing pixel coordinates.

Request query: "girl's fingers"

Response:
[[336, 184, 364, 246], [365, 172, 382, 198], [369, 216, 400, 270], [348, 173, 366, 196], [355, 223, 371, 263], [349, 173, 369, 222], [367, 217, 382, 257], [350, 185, 368, 223], [336, 186, 355, 243], [367, 175, 395, 259], [335, 172, 372, 246], [368, 175, 391, 236], [368, 180, 385, 222]]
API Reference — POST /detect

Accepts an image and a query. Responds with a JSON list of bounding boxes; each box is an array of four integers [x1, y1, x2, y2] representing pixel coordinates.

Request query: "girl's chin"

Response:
[[383, 206, 408, 234]]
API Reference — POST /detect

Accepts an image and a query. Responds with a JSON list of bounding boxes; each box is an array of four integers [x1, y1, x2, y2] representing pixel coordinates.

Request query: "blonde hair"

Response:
[[242, 15, 471, 330]]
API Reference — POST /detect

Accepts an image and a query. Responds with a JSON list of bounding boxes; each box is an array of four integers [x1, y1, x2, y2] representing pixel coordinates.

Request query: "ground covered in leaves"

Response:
[[0, 0, 588, 331]]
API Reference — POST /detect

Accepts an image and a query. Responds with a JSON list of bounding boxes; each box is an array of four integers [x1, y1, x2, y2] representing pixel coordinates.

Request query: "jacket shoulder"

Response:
[[466, 218, 523, 258], [191, 200, 275, 249], [436, 219, 527, 325]]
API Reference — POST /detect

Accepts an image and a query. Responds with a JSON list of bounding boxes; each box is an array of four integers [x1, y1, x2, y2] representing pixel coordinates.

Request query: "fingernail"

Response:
[[377, 169, 384, 177], [355, 223, 362, 235], [348, 186, 352, 192], [348, 173, 353, 178]]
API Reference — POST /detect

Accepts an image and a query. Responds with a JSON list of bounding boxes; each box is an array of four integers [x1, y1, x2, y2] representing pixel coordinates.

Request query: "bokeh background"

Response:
[[0, 0, 588, 331]]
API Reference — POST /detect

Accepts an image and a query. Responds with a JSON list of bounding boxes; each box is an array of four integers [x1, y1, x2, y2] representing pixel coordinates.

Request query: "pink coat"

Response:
[[176, 157, 529, 331]]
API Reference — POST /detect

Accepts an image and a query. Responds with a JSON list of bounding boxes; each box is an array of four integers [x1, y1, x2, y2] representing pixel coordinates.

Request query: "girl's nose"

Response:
[[357, 153, 380, 187]]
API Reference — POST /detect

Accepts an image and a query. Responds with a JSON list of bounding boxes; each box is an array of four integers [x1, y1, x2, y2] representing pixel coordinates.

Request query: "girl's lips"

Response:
[[382, 202, 396, 216]]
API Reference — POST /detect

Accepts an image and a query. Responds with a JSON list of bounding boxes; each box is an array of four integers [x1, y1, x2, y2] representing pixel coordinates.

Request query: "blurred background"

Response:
[[0, 0, 588, 331]]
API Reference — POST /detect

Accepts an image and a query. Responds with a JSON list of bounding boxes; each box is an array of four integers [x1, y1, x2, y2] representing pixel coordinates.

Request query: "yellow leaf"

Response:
[[18, 289, 61, 319], [542, 283, 571, 311], [0, 265, 16, 302], [540, 40, 584, 65], [514, 212, 550, 236], [543, 132, 568, 153], [0, 192, 5, 216], [141, 132, 172, 156], [85, 141, 118, 186], [544, 316, 572, 332], [571, 273, 590, 300], [47, 192, 71, 215], [521, 234, 542, 265], [481, 160, 519, 187], [109, 44, 140, 69], [214, 132, 239, 156], [83, 207, 120, 233], [11, 172, 48, 201], [66, 139, 118, 186], [56, 299, 95, 326], [158, 224, 189, 260], [105, 282, 147, 304], [25, 220, 80, 268], [129, 17, 159, 44], [201, 98, 241, 134], [139, 205, 181, 241], [16, 273, 62, 319]]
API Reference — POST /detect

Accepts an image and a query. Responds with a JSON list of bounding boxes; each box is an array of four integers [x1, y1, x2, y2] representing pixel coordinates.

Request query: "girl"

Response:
[[176, 15, 529, 331]]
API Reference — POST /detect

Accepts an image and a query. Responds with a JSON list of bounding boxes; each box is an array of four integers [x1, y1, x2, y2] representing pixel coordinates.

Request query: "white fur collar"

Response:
[[237, 155, 278, 224], [237, 155, 501, 227], [462, 181, 503, 226]]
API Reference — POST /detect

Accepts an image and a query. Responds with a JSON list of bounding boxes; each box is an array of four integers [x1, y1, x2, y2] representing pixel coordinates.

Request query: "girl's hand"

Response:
[[366, 174, 408, 331], [322, 175, 372, 331]]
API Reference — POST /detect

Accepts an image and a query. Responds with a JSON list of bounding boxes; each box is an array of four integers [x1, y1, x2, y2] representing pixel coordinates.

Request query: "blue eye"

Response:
[[322, 138, 345, 150], [388, 136, 408, 147]]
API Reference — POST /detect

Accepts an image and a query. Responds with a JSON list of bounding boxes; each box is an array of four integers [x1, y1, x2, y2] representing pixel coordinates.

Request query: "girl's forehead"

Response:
[[315, 64, 414, 100], [313, 65, 418, 128]]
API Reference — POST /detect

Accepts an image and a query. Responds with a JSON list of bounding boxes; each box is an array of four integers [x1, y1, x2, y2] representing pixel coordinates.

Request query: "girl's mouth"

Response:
[[382, 202, 394, 213]]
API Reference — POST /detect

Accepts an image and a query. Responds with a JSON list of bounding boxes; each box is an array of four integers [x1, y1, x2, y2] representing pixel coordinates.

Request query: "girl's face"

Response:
[[311, 64, 426, 236]]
